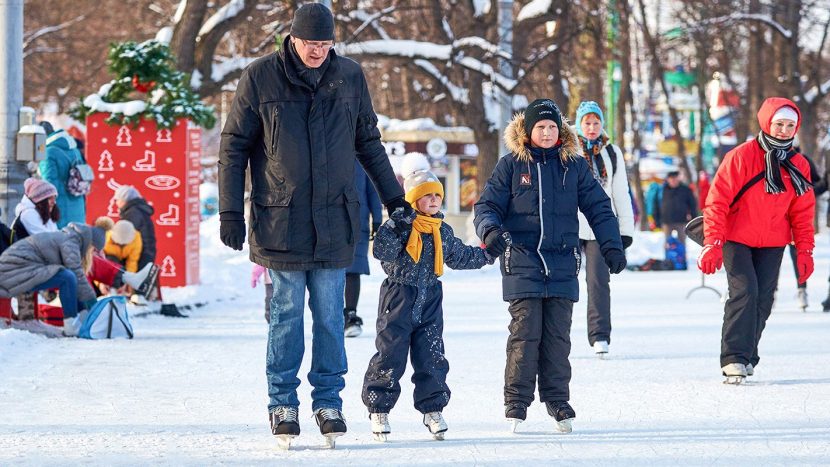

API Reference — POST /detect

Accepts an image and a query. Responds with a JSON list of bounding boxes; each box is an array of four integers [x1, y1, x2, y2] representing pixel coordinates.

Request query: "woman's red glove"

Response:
[[797, 251, 814, 284], [697, 242, 723, 274]]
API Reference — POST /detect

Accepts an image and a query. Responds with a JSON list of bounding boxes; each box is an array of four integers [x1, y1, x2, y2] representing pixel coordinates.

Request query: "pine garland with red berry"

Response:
[[71, 40, 216, 129]]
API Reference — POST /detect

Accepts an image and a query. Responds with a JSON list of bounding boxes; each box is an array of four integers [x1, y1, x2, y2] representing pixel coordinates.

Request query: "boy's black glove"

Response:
[[621, 235, 633, 249], [484, 229, 511, 257], [385, 197, 414, 219], [219, 212, 246, 251], [604, 248, 627, 274]]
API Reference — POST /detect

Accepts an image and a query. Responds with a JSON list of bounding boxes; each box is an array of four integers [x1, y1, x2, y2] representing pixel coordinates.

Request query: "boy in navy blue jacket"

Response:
[[362, 154, 493, 441], [474, 99, 626, 433]]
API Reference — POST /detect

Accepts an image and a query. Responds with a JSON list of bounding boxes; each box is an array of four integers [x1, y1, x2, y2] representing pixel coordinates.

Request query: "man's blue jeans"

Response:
[[266, 268, 347, 412]]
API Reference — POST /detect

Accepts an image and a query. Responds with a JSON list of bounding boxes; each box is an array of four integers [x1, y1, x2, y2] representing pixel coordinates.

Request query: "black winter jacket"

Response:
[[218, 38, 403, 270], [655, 183, 696, 225], [120, 198, 156, 270], [475, 113, 623, 301]]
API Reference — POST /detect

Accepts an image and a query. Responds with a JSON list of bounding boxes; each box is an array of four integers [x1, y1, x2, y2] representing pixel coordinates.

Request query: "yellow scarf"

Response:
[[405, 214, 443, 276]]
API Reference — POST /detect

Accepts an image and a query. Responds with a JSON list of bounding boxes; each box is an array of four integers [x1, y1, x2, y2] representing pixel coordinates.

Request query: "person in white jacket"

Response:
[[574, 101, 635, 358]]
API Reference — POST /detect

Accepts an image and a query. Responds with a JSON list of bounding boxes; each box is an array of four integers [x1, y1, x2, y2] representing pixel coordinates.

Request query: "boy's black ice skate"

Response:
[[545, 401, 576, 433], [344, 308, 363, 338], [422, 411, 448, 440], [505, 402, 527, 433], [269, 406, 300, 450], [314, 408, 347, 448]]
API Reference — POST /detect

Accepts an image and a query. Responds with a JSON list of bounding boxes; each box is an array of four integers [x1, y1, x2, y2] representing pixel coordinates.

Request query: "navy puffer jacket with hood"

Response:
[[474, 113, 623, 301]]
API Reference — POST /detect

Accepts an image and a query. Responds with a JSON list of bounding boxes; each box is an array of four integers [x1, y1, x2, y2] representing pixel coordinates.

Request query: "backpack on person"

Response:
[[66, 154, 95, 196], [78, 296, 134, 339]]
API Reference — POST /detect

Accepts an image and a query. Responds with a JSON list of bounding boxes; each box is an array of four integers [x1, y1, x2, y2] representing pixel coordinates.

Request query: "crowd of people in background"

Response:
[[0, 119, 165, 336]]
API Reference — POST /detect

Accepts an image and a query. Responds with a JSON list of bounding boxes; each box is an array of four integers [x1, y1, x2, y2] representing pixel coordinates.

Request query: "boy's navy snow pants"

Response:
[[505, 297, 573, 405], [362, 279, 450, 414]]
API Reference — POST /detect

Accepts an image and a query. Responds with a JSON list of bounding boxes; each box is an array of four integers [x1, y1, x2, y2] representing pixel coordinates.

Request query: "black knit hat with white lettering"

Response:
[[290, 3, 335, 41], [524, 99, 563, 136]]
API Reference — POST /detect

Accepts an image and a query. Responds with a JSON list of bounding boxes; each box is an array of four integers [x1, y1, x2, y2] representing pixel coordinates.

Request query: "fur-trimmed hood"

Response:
[[504, 112, 582, 163]]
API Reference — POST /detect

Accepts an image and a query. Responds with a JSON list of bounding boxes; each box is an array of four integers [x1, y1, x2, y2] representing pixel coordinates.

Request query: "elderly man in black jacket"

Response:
[[217, 3, 408, 448]]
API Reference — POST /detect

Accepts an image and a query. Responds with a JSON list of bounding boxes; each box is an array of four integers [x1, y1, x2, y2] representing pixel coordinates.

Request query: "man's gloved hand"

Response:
[[220, 212, 246, 251], [604, 248, 627, 274], [697, 242, 723, 274], [797, 251, 814, 284], [621, 235, 633, 249], [370, 222, 382, 241], [385, 197, 414, 219], [389, 207, 417, 237], [484, 229, 511, 257]]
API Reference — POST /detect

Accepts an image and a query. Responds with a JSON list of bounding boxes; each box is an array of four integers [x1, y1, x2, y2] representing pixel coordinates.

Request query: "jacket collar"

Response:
[[279, 35, 339, 91]]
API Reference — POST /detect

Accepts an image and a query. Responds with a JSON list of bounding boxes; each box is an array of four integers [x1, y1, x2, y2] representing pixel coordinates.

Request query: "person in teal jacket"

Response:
[[39, 124, 86, 228]]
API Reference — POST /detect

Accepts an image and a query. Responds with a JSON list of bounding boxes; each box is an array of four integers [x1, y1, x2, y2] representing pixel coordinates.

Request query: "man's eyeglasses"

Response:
[[298, 39, 334, 51]]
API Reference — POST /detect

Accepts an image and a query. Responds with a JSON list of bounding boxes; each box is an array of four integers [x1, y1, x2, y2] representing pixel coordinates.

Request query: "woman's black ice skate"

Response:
[[314, 408, 347, 448], [545, 401, 576, 433], [505, 402, 527, 433], [269, 406, 300, 450], [343, 309, 363, 338]]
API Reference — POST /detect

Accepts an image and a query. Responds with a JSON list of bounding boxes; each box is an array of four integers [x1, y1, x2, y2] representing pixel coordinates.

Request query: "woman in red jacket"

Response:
[[699, 97, 815, 384]]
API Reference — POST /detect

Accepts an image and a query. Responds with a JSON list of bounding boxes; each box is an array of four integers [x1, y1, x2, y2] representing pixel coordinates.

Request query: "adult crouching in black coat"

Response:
[[114, 185, 156, 270], [474, 99, 625, 433]]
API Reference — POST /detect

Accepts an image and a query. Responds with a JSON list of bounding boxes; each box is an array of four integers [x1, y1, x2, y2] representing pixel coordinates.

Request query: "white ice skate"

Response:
[[422, 411, 448, 440], [593, 340, 609, 359], [797, 289, 808, 312], [370, 413, 391, 442], [746, 363, 754, 377], [722, 363, 747, 385]]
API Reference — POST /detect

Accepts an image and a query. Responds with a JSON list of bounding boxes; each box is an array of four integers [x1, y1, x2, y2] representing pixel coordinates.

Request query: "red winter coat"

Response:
[[703, 97, 815, 251]]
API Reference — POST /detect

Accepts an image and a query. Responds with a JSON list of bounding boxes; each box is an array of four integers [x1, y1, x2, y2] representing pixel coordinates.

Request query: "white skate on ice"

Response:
[[422, 411, 448, 440], [593, 340, 609, 359], [722, 363, 747, 385], [797, 289, 808, 312], [370, 413, 391, 442]]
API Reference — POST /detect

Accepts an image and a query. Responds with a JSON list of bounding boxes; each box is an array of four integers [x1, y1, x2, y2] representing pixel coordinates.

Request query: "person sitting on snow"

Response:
[[361, 153, 494, 442]]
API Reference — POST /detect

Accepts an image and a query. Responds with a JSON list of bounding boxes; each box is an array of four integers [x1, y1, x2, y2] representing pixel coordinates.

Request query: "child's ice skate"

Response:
[[545, 401, 576, 433], [314, 408, 347, 448], [269, 406, 300, 451], [722, 363, 747, 385], [422, 411, 448, 440], [344, 308, 363, 338], [369, 412, 390, 442], [505, 402, 527, 433]]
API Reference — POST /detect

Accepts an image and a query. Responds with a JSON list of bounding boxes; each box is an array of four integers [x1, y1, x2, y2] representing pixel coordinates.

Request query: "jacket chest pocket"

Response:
[[250, 189, 292, 251]]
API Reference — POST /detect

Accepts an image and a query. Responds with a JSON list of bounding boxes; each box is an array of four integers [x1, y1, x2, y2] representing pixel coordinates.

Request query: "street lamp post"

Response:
[[0, 0, 26, 224]]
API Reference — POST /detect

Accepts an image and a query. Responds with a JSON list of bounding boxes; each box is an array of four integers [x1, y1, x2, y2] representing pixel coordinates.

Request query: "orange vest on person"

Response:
[[703, 97, 815, 251], [103, 230, 143, 272]]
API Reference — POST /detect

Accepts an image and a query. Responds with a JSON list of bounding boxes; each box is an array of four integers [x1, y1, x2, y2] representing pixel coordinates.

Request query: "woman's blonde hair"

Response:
[[82, 245, 95, 274]]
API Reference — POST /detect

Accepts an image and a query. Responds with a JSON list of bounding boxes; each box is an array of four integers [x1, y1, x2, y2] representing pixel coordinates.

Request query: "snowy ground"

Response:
[[2, 217, 830, 465]]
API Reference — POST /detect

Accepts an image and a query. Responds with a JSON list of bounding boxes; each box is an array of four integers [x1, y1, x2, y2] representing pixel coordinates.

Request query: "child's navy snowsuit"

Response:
[[362, 211, 491, 414]]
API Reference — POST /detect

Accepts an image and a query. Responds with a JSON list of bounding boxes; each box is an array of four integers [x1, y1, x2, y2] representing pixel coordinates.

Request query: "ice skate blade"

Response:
[[345, 325, 362, 338], [274, 434, 295, 451], [432, 431, 446, 441], [372, 432, 388, 442], [596, 352, 608, 360], [555, 418, 574, 433], [724, 375, 745, 385], [323, 432, 344, 449], [507, 418, 522, 433]]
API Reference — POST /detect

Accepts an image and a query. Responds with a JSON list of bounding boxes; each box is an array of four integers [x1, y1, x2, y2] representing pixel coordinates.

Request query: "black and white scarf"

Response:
[[757, 131, 812, 196]]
